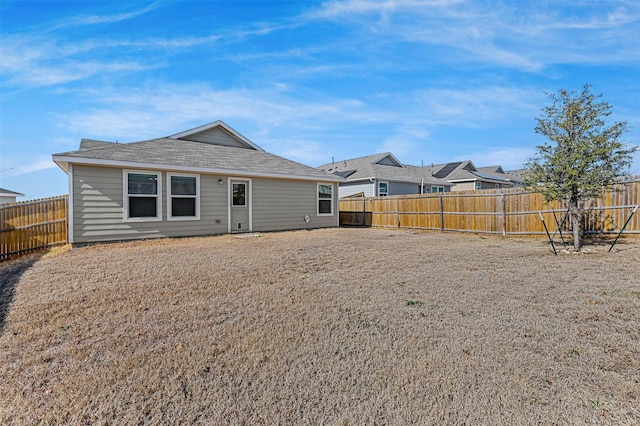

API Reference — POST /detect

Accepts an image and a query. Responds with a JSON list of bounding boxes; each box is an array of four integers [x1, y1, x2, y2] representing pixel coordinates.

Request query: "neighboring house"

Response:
[[426, 161, 523, 191], [52, 120, 342, 245], [502, 168, 530, 184], [317, 153, 453, 198], [0, 188, 24, 204]]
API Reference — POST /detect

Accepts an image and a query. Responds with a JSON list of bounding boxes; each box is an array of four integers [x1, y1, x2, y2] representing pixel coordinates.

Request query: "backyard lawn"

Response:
[[1, 228, 639, 424]]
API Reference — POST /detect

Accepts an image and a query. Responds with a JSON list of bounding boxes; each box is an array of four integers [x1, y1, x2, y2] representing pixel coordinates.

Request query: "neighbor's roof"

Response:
[[431, 160, 518, 185], [503, 168, 529, 182], [0, 187, 25, 197], [317, 153, 451, 186], [53, 121, 341, 182]]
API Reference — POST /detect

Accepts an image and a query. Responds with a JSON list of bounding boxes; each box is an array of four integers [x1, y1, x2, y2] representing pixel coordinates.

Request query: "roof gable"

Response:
[[168, 120, 264, 151], [374, 153, 403, 167]]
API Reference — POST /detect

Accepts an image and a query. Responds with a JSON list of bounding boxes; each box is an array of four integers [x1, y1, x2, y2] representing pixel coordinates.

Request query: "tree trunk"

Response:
[[571, 198, 581, 252]]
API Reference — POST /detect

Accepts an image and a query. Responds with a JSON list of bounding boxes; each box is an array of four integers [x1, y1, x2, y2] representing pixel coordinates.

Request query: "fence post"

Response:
[[439, 194, 444, 231], [339, 180, 639, 235], [501, 191, 507, 236]]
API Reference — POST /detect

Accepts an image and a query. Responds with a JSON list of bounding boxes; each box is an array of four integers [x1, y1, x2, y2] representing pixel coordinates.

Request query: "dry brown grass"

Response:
[[1, 228, 639, 425]]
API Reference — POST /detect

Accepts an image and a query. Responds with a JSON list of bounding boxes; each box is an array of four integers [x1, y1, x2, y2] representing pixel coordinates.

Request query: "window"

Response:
[[431, 186, 445, 193], [168, 174, 200, 220], [318, 183, 333, 215], [232, 183, 246, 206], [124, 171, 161, 221], [378, 181, 388, 196], [475, 181, 482, 190]]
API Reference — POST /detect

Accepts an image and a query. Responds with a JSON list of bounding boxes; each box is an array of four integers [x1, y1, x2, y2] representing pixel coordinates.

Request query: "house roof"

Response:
[[477, 165, 504, 174], [53, 121, 342, 183], [317, 153, 451, 186], [318, 152, 522, 187], [431, 160, 519, 185], [503, 168, 529, 182], [79, 139, 118, 150], [0, 187, 25, 197]]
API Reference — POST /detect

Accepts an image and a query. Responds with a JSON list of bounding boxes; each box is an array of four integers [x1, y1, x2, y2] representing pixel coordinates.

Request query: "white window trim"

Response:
[[167, 173, 200, 221], [378, 181, 389, 196], [123, 170, 162, 222], [431, 185, 445, 193], [317, 182, 334, 216]]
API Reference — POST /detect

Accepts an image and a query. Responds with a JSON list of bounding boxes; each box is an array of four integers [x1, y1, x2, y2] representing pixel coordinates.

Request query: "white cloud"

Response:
[[310, 0, 463, 20], [456, 147, 535, 170], [403, 86, 542, 128], [0, 32, 222, 89], [54, 1, 163, 28], [272, 139, 330, 165], [378, 125, 431, 158], [53, 83, 375, 139], [48, 82, 544, 168], [307, 0, 640, 69], [0, 157, 58, 178]]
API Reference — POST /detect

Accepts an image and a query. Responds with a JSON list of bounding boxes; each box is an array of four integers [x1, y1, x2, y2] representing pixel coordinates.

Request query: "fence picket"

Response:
[[339, 180, 640, 236], [1, 195, 68, 260]]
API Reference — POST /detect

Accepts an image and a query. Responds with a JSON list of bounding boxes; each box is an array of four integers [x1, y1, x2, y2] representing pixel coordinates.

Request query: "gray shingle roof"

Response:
[[427, 160, 519, 185], [447, 160, 510, 184], [54, 137, 341, 182], [317, 153, 451, 186], [318, 153, 521, 187], [0, 187, 25, 197], [79, 139, 119, 151]]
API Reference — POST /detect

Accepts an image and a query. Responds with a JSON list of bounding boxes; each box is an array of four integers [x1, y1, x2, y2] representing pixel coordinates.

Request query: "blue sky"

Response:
[[1, 0, 639, 200]]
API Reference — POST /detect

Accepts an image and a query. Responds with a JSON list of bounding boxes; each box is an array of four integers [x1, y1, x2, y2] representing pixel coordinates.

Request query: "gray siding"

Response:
[[450, 182, 475, 191], [178, 126, 251, 149], [388, 181, 420, 196], [252, 179, 338, 231], [71, 165, 337, 244], [338, 181, 374, 198], [0, 196, 19, 204], [424, 184, 451, 193], [71, 165, 228, 244]]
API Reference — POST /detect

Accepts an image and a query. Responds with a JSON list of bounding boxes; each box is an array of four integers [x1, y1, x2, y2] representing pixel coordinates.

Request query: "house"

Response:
[[317, 152, 453, 198], [0, 188, 24, 204], [426, 161, 523, 191], [52, 121, 343, 245]]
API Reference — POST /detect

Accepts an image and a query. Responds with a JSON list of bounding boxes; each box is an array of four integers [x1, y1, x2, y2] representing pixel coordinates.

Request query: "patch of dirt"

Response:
[[1, 229, 639, 424]]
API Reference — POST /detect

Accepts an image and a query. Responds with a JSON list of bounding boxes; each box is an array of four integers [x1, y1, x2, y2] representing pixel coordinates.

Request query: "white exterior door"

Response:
[[230, 180, 250, 233]]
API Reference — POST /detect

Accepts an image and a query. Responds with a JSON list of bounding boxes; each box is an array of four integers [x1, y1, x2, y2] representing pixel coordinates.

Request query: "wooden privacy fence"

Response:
[[339, 180, 640, 236], [1, 195, 68, 260]]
